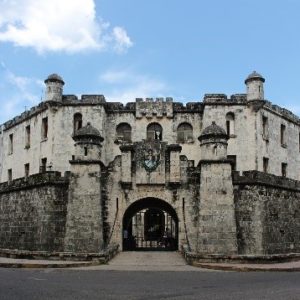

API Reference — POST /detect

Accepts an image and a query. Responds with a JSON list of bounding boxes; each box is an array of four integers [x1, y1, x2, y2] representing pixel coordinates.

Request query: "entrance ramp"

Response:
[[99, 251, 199, 271]]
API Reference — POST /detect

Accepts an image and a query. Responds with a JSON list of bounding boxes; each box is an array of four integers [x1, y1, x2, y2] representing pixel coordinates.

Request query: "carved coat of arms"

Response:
[[135, 140, 166, 184], [142, 147, 161, 172]]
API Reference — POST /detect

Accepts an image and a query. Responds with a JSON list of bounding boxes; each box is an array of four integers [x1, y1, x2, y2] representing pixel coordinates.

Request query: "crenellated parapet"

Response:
[[0, 171, 68, 194], [173, 102, 204, 113], [233, 170, 300, 191], [136, 97, 173, 119], [62, 94, 106, 105], [203, 93, 247, 105], [104, 102, 136, 113], [264, 101, 300, 125]]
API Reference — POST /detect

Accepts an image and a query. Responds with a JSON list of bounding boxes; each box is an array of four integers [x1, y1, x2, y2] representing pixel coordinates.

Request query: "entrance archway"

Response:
[[122, 198, 179, 251]]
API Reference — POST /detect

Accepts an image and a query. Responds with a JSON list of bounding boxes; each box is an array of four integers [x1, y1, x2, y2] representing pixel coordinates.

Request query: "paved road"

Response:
[[0, 252, 299, 300], [0, 268, 299, 300]]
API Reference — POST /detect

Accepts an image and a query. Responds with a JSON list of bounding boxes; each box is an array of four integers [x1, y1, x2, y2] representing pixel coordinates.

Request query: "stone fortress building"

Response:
[[0, 71, 299, 259]]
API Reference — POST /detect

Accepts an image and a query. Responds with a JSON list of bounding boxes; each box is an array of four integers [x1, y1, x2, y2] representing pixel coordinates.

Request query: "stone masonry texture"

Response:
[[0, 72, 299, 257], [0, 172, 68, 251]]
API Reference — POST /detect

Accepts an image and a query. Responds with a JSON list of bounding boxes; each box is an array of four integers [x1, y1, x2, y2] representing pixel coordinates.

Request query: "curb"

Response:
[[0, 261, 102, 269], [195, 263, 300, 272]]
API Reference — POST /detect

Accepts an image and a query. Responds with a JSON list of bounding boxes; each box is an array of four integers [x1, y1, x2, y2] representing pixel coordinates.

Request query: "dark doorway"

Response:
[[144, 208, 165, 241], [122, 198, 178, 251]]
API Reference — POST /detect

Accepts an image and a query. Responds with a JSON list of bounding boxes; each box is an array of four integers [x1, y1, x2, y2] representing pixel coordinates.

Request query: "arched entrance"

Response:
[[122, 198, 178, 251]]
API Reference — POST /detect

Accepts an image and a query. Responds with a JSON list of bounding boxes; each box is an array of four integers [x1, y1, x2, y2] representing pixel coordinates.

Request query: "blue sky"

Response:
[[0, 0, 300, 124]]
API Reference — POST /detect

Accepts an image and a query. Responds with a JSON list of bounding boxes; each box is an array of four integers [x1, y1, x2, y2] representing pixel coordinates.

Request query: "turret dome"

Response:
[[74, 122, 100, 137], [200, 121, 227, 141], [44, 73, 65, 85], [73, 122, 104, 143], [245, 71, 265, 84]]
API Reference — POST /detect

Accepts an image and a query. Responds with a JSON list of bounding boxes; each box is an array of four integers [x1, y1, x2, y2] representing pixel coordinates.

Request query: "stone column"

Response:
[[64, 123, 104, 253], [197, 122, 237, 255], [167, 144, 182, 184], [120, 144, 134, 185]]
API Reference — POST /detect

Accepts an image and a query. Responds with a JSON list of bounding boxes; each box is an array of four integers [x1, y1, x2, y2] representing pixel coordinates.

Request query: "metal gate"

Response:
[[123, 207, 178, 251]]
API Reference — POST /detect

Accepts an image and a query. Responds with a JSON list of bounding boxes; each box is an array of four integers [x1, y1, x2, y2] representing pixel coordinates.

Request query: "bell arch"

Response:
[[122, 198, 179, 251]]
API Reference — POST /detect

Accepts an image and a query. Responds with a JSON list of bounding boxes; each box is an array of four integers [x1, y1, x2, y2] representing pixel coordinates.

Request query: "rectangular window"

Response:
[[24, 163, 30, 179], [7, 169, 12, 183], [25, 125, 30, 148], [226, 120, 230, 136], [263, 157, 269, 173], [8, 134, 13, 154], [280, 124, 286, 146], [42, 117, 48, 139], [262, 116, 268, 139], [281, 163, 287, 177], [40, 157, 47, 173]]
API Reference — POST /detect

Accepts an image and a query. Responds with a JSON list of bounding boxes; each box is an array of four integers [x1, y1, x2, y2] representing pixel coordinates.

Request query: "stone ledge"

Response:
[[166, 144, 182, 152], [0, 244, 119, 263], [233, 170, 300, 191], [0, 172, 68, 194], [192, 262, 300, 272], [181, 246, 300, 264], [0, 261, 99, 269], [69, 160, 102, 165], [198, 159, 233, 167]]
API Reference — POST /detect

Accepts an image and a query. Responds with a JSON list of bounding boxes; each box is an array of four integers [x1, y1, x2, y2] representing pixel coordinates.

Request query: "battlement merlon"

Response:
[[203, 93, 247, 104], [2, 94, 300, 130], [2, 95, 107, 131], [136, 97, 174, 119]]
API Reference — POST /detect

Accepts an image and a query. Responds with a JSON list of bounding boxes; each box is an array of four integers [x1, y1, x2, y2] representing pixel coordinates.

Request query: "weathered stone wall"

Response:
[[104, 143, 197, 251], [197, 161, 237, 254], [64, 162, 103, 253], [202, 99, 257, 172], [256, 107, 300, 180], [0, 172, 68, 251], [3, 92, 300, 183], [0, 100, 107, 182], [234, 171, 300, 255]]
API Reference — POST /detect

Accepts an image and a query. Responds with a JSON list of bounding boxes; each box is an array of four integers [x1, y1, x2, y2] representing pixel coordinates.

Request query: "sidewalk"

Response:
[[0, 253, 300, 271], [193, 260, 300, 272], [0, 257, 99, 268]]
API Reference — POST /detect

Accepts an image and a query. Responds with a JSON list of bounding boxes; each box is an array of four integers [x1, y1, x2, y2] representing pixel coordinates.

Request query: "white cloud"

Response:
[[112, 27, 133, 53], [100, 69, 169, 102], [0, 65, 42, 123], [6, 71, 42, 104], [0, 0, 132, 54], [100, 70, 131, 84]]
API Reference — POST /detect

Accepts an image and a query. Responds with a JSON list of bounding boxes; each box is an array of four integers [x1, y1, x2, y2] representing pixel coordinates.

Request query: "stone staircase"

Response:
[[99, 251, 199, 271]]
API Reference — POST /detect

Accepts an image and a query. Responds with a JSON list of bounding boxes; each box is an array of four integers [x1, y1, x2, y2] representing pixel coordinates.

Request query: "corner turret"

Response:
[[199, 121, 228, 160], [245, 71, 265, 101], [44, 73, 65, 102], [72, 122, 104, 161]]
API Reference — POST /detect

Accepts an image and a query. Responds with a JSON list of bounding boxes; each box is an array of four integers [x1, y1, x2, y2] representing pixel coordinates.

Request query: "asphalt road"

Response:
[[0, 269, 299, 300]]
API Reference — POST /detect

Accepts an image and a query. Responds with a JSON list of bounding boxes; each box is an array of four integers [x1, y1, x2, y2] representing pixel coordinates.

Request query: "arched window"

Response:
[[147, 123, 162, 140], [226, 112, 235, 136], [116, 123, 132, 143], [177, 123, 193, 143], [73, 113, 82, 134]]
